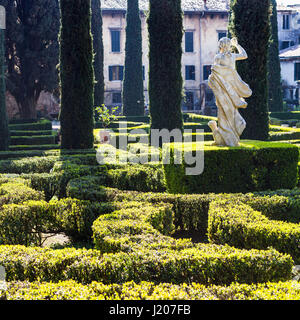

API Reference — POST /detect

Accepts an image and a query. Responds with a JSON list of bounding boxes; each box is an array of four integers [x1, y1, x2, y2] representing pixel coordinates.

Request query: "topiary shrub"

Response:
[[163, 141, 299, 194]]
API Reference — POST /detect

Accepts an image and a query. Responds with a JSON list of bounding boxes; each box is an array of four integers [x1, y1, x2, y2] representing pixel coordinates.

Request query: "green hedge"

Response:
[[9, 145, 60, 152], [208, 198, 300, 263], [106, 166, 166, 192], [0, 180, 44, 207], [270, 112, 300, 121], [269, 131, 300, 141], [3, 280, 300, 300], [0, 150, 58, 160], [117, 115, 150, 123], [0, 156, 58, 174], [163, 140, 299, 194], [9, 119, 38, 124], [67, 180, 300, 240], [0, 198, 109, 244], [92, 203, 175, 253], [0, 244, 292, 285], [10, 135, 56, 146], [10, 130, 54, 137], [8, 120, 52, 131]]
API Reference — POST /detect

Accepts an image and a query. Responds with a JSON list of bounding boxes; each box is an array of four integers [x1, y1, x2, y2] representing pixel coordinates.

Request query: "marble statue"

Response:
[[207, 37, 252, 147]]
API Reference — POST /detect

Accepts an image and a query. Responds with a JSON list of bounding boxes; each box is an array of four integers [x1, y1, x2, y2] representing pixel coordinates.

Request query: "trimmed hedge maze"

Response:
[[1, 148, 300, 300]]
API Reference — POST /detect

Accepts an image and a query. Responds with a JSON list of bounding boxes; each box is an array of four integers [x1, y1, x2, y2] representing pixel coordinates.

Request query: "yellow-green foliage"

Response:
[[3, 280, 300, 300], [208, 198, 300, 263], [0, 180, 44, 207], [163, 140, 299, 194]]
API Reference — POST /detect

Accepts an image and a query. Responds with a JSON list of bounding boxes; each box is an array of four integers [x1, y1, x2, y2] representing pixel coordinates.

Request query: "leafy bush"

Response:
[[0, 198, 110, 244], [0, 244, 292, 285], [269, 112, 300, 121], [163, 141, 299, 194], [10, 130, 54, 137], [107, 166, 166, 192], [0, 180, 44, 207], [208, 198, 300, 263], [8, 120, 52, 131], [269, 131, 300, 141], [10, 135, 56, 146], [0, 156, 57, 174], [3, 280, 300, 300]]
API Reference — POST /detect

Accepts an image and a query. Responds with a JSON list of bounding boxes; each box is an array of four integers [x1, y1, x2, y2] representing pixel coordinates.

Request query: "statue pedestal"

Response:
[[163, 140, 299, 194]]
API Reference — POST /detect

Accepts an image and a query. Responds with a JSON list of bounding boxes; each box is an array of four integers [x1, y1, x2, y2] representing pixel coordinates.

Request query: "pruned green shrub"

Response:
[[163, 141, 299, 194], [0, 180, 44, 207], [8, 120, 52, 131], [3, 279, 300, 300], [0, 244, 292, 285], [10, 135, 56, 146], [208, 198, 300, 263], [107, 166, 166, 192]]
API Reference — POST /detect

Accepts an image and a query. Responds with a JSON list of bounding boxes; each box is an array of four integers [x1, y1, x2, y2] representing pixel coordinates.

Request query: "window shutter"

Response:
[[119, 66, 124, 80], [111, 30, 120, 52], [203, 65, 212, 81], [109, 66, 113, 81], [295, 63, 300, 81], [185, 32, 194, 52]]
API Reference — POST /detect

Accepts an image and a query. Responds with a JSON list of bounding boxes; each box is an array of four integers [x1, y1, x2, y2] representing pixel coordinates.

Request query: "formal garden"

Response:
[[1, 0, 300, 304]]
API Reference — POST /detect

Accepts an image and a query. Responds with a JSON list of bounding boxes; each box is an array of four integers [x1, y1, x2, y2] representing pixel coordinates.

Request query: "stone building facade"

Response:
[[277, 4, 300, 105], [102, 0, 229, 113], [8, 0, 298, 118]]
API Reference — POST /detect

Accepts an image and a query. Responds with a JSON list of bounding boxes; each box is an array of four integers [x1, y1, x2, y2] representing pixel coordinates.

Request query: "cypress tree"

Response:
[[147, 0, 183, 132], [91, 0, 104, 107], [0, 0, 60, 119], [59, 0, 94, 149], [268, 0, 283, 112], [123, 0, 144, 116], [0, 23, 9, 151], [229, 0, 270, 141]]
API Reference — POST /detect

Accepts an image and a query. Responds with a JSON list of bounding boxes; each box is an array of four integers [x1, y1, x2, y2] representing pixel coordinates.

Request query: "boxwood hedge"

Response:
[[163, 140, 299, 194], [3, 280, 300, 300]]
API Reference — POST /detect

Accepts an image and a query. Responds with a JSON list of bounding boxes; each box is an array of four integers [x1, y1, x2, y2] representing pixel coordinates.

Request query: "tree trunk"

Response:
[[18, 97, 37, 119]]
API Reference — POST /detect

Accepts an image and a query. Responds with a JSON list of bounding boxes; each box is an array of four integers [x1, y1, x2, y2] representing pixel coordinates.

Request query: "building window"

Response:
[[218, 31, 227, 41], [281, 40, 295, 50], [185, 92, 194, 107], [294, 63, 300, 81], [185, 32, 194, 52], [110, 30, 121, 52], [283, 15, 290, 30], [112, 92, 122, 104], [203, 65, 212, 81], [185, 65, 195, 80], [281, 41, 290, 50], [142, 66, 145, 80], [109, 65, 124, 81]]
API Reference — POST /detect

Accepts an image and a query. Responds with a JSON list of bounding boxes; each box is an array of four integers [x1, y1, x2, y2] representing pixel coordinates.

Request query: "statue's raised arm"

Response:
[[231, 37, 247, 61], [207, 37, 252, 147]]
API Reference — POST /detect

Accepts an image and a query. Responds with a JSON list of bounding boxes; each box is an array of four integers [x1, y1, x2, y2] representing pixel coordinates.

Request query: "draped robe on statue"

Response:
[[208, 63, 252, 147]]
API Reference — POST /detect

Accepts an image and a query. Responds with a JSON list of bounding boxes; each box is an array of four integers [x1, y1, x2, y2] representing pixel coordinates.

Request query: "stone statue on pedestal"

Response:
[[208, 37, 252, 147]]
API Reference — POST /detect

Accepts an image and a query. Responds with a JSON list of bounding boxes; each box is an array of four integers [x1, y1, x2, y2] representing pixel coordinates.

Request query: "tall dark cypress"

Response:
[[148, 0, 183, 132], [59, 0, 94, 149], [123, 0, 144, 116], [268, 0, 283, 112], [0, 0, 60, 119], [229, 0, 270, 141], [91, 0, 104, 107], [0, 25, 9, 151]]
